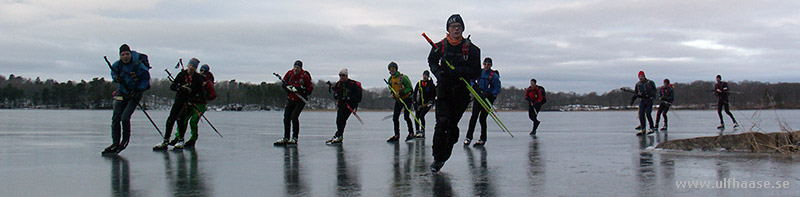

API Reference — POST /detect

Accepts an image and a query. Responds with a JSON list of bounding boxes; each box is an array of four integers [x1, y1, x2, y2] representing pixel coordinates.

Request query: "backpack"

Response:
[[133, 51, 151, 69], [539, 86, 547, 104], [203, 73, 216, 101]]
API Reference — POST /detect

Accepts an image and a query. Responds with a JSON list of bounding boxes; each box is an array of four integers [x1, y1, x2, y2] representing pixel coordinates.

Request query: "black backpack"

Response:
[[539, 86, 547, 104], [134, 51, 151, 69]]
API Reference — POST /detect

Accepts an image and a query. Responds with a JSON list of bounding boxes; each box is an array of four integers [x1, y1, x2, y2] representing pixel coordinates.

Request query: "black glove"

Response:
[[438, 70, 450, 78], [481, 92, 492, 99]]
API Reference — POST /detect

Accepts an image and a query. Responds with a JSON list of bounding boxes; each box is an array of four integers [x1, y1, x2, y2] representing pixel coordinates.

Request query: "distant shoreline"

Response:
[[1, 108, 796, 112]]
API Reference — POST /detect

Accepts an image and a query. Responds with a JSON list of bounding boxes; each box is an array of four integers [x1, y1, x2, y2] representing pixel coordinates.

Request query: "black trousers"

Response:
[[529, 104, 542, 132], [415, 105, 432, 132], [111, 93, 142, 148], [393, 98, 413, 136], [655, 102, 670, 126], [717, 101, 737, 124], [638, 99, 654, 130], [432, 89, 470, 163], [284, 100, 305, 139], [335, 103, 356, 137], [466, 96, 495, 141], [165, 100, 188, 141]]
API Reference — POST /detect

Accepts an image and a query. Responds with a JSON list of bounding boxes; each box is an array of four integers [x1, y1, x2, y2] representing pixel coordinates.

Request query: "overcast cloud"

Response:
[[1, 0, 798, 93]]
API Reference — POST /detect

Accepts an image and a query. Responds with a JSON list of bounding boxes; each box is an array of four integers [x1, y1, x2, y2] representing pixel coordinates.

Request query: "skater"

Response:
[[154, 58, 204, 150], [413, 70, 436, 138], [183, 64, 216, 147], [465, 57, 500, 146], [714, 75, 738, 129], [655, 78, 673, 131], [427, 14, 481, 172], [326, 68, 363, 144], [385, 62, 415, 142], [104, 44, 151, 154], [634, 71, 657, 136], [274, 60, 313, 146], [525, 78, 546, 136]]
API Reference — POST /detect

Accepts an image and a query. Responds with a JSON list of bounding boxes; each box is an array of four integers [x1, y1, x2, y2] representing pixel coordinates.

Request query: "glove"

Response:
[[391, 93, 399, 100], [128, 72, 138, 81], [181, 84, 192, 94], [481, 92, 492, 99], [296, 86, 307, 94], [438, 70, 451, 78], [286, 85, 297, 93]]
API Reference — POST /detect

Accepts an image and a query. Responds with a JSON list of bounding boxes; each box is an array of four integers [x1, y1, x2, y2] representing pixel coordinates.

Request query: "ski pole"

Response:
[[382, 114, 393, 121], [327, 81, 364, 124], [190, 103, 223, 138], [484, 97, 511, 132], [423, 33, 512, 137], [136, 102, 164, 138], [345, 103, 364, 124], [463, 78, 512, 136], [273, 73, 310, 105], [384, 79, 424, 129], [104, 56, 164, 138], [165, 69, 223, 138]]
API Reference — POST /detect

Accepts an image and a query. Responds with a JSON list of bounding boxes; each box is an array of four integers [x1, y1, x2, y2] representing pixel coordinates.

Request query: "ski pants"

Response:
[[284, 100, 305, 139], [393, 98, 413, 136], [467, 96, 495, 141], [638, 99, 654, 130], [432, 89, 470, 163]]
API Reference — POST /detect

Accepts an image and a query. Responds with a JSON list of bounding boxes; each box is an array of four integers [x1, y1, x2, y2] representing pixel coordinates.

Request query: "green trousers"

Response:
[[178, 103, 206, 142]]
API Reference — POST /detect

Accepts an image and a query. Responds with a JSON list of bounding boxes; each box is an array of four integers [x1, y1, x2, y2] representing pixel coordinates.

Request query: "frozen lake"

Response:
[[1, 109, 799, 196]]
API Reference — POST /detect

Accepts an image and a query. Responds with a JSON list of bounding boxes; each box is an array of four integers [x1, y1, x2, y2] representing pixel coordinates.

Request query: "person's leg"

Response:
[[401, 98, 413, 135], [290, 102, 306, 139], [393, 101, 402, 136], [663, 105, 670, 127], [466, 99, 481, 141], [479, 97, 495, 141], [335, 106, 351, 137], [717, 101, 725, 125], [432, 101, 453, 162], [283, 101, 296, 139], [448, 96, 470, 146], [118, 95, 141, 150], [414, 107, 422, 132], [176, 104, 189, 141], [645, 100, 654, 129], [418, 106, 430, 133], [723, 103, 737, 124], [188, 104, 206, 142], [533, 105, 542, 133], [655, 106, 664, 126], [165, 101, 185, 142], [638, 101, 647, 132], [110, 98, 129, 147]]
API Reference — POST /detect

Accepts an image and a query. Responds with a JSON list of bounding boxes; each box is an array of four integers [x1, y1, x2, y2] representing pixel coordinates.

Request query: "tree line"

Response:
[[1, 74, 798, 110]]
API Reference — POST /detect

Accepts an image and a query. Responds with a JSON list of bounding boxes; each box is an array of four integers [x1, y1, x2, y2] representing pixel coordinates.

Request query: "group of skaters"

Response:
[[100, 14, 740, 173], [102, 44, 217, 154], [631, 71, 738, 136]]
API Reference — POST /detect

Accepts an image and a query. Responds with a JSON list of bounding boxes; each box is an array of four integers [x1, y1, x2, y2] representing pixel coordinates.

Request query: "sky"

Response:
[[1, 0, 798, 93]]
